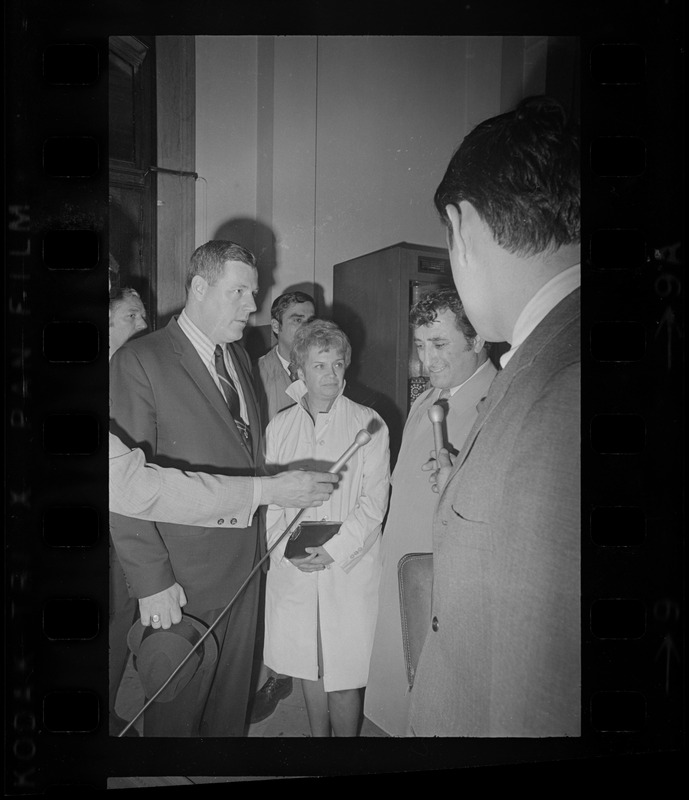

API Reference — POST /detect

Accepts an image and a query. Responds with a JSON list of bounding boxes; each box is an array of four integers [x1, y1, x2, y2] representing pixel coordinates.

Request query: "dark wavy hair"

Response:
[[186, 240, 256, 291], [270, 291, 316, 325], [290, 319, 352, 371], [435, 96, 580, 257], [410, 287, 486, 350]]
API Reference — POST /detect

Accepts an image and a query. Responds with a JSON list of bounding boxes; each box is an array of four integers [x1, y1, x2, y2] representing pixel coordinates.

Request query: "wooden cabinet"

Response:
[[333, 242, 453, 463]]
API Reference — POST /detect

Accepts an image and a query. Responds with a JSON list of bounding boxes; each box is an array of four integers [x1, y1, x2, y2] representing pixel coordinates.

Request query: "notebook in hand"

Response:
[[284, 521, 342, 560]]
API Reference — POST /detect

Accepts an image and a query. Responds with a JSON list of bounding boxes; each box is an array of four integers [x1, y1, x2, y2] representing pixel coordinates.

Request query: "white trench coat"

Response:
[[263, 381, 390, 691]]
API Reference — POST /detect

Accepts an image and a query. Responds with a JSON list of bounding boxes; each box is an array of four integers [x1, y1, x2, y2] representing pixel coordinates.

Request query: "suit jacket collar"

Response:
[[262, 345, 290, 381]]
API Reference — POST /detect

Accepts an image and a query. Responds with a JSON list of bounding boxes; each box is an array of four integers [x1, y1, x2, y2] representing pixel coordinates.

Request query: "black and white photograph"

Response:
[[5, 1, 684, 792], [106, 32, 582, 746]]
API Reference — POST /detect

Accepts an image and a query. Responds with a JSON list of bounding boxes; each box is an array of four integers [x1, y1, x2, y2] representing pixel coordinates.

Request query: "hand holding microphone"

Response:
[[424, 403, 454, 494], [428, 403, 445, 458]]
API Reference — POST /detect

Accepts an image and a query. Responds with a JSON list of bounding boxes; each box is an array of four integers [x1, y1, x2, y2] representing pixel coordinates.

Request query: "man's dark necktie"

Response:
[[214, 345, 251, 445]]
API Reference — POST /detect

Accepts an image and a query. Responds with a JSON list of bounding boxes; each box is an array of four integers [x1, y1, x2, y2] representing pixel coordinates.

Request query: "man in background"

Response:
[[364, 287, 496, 736], [250, 290, 316, 723], [255, 290, 316, 419], [410, 96, 581, 736], [109, 286, 148, 360]]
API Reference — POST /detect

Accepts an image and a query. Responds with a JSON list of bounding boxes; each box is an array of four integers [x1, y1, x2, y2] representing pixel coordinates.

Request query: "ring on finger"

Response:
[[152, 614, 160, 623]]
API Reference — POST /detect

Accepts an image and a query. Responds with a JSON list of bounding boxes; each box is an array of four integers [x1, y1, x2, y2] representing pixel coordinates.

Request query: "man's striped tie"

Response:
[[214, 345, 251, 445]]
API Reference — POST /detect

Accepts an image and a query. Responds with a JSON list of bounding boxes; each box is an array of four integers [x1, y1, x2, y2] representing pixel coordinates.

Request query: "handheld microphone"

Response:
[[428, 403, 445, 457], [118, 428, 373, 736], [328, 429, 371, 473]]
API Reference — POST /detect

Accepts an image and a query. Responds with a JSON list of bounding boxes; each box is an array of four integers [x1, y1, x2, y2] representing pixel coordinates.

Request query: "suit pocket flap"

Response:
[[449, 506, 494, 551]]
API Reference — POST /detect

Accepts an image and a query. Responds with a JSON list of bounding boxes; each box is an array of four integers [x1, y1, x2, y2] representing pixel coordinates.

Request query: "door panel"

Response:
[[109, 35, 157, 327]]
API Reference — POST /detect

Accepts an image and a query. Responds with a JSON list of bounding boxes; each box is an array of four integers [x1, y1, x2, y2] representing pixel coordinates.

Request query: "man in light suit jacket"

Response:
[[365, 288, 497, 736], [409, 96, 581, 736], [109, 241, 334, 737]]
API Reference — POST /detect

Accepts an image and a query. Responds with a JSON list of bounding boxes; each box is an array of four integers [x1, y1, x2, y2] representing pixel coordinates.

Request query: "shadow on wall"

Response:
[[213, 217, 278, 361], [213, 217, 277, 316]]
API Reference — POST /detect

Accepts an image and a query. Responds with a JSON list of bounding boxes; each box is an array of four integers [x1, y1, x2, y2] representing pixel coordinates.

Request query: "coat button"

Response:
[[432, 616, 439, 632], [230, 518, 237, 525], [217, 518, 224, 525]]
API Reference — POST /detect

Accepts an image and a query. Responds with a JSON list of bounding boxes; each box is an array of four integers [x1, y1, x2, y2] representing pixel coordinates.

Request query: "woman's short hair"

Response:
[[290, 319, 352, 371]]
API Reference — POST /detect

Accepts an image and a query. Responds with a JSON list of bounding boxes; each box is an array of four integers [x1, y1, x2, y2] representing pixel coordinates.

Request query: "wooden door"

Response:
[[108, 35, 157, 327]]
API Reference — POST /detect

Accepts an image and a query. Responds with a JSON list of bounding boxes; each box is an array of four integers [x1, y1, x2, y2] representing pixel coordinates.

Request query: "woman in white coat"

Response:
[[263, 320, 390, 736]]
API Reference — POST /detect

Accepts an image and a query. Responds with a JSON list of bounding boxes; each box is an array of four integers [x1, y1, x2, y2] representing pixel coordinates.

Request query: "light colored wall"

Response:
[[314, 36, 474, 302], [195, 36, 258, 246], [195, 36, 542, 328]]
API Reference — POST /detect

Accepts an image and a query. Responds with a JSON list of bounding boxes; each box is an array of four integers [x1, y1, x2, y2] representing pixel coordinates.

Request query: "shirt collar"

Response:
[[286, 378, 347, 407], [500, 263, 581, 368], [178, 308, 218, 365], [275, 347, 291, 374]]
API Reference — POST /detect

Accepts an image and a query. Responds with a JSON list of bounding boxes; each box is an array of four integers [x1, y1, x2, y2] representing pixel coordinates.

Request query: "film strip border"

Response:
[[5, 10, 684, 793]]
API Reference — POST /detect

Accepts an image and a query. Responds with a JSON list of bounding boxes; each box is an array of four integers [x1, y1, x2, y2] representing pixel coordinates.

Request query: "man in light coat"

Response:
[[409, 96, 581, 736], [364, 287, 497, 736]]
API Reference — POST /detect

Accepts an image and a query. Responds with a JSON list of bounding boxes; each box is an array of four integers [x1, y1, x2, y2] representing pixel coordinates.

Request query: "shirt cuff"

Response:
[[250, 477, 262, 518]]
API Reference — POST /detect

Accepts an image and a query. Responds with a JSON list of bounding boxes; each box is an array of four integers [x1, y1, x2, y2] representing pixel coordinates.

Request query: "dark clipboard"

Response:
[[283, 521, 342, 560]]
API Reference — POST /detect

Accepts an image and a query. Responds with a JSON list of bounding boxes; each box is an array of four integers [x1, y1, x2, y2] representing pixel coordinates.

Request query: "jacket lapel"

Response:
[[449, 365, 513, 473], [444, 288, 581, 479]]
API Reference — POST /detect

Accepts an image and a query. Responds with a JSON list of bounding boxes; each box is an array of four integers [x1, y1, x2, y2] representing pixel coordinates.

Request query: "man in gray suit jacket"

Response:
[[255, 290, 315, 420], [409, 96, 581, 736], [109, 242, 335, 737]]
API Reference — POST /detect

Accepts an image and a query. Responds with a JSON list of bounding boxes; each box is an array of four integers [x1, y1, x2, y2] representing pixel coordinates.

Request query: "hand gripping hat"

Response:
[[126, 614, 218, 703]]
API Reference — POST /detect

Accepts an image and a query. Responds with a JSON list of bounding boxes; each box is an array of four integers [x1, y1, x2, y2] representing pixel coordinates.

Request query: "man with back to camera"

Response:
[[250, 290, 316, 722], [109, 240, 337, 737], [409, 95, 581, 736], [364, 287, 497, 736]]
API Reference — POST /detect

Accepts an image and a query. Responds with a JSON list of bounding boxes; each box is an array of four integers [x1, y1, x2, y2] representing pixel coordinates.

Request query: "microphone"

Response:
[[274, 429, 370, 554], [118, 428, 373, 736], [428, 403, 445, 457], [329, 429, 371, 473]]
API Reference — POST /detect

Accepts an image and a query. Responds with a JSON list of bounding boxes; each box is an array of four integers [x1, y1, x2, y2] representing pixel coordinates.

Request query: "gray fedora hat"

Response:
[[127, 614, 218, 703]]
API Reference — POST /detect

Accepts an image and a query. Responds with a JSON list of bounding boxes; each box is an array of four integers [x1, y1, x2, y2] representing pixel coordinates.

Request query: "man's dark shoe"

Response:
[[250, 676, 293, 724]]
